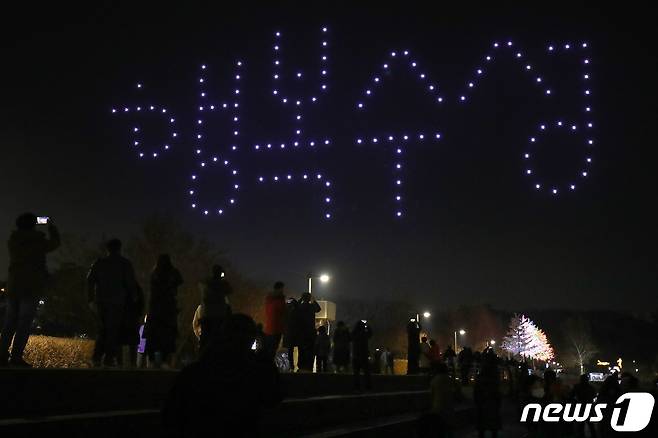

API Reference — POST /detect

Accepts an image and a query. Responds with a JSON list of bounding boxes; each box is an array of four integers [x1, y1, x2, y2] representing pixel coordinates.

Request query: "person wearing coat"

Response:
[[0, 213, 60, 367], [144, 254, 183, 367]]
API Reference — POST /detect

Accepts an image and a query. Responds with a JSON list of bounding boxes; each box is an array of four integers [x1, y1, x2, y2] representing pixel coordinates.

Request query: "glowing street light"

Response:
[[454, 329, 466, 352], [423, 311, 431, 318], [308, 272, 331, 294]]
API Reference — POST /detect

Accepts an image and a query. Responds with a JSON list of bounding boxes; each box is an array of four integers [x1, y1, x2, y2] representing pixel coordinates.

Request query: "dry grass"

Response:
[[22, 335, 94, 368]]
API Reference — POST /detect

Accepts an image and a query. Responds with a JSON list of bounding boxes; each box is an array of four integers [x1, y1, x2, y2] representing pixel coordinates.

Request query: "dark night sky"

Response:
[[0, 3, 656, 312]]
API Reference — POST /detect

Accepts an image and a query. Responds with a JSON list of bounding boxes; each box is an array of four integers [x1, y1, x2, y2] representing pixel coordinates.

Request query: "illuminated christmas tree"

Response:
[[502, 314, 554, 361]]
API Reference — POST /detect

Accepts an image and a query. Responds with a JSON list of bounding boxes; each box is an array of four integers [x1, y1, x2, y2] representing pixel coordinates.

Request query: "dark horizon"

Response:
[[1, 3, 656, 313]]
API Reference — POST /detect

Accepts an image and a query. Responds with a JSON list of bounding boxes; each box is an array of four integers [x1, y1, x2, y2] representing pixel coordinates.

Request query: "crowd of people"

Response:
[[1, 213, 656, 438]]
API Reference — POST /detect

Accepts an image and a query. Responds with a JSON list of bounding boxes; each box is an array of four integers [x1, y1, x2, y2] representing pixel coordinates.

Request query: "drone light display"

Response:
[[111, 28, 595, 220]]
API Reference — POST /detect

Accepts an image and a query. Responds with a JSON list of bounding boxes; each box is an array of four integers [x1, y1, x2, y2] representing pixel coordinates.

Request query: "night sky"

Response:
[[1, 3, 656, 312]]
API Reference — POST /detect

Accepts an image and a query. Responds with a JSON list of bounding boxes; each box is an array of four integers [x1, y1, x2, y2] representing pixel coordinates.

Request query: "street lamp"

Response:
[[490, 339, 496, 346], [454, 329, 466, 352], [308, 272, 331, 295], [423, 311, 431, 319]]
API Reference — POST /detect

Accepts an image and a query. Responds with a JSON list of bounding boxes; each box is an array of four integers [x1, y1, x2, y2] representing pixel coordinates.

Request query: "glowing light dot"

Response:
[[373, 138, 378, 143], [374, 77, 380, 82], [507, 41, 513, 46], [552, 189, 558, 194], [325, 213, 331, 219], [582, 42, 588, 48], [516, 52, 522, 58], [388, 136, 394, 141], [536, 184, 541, 189], [524, 153, 530, 158], [358, 103, 364, 108], [111, 109, 116, 113], [397, 212, 402, 217], [536, 77, 542, 82], [324, 140, 330, 145], [587, 158, 592, 163], [546, 89, 551, 95], [259, 177, 264, 182], [201, 65, 206, 69], [549, 46, 554, 51], [468, 82, 474, 87], [325, 198, 331, 203], [287, 175, 292, 180], [565, 44, 570, 49], [570, 185, 576, 190], [526, 65, 531, 70], [137, 83, 142, 88], [437, 97, 443, 102], [530, 137, 536, 142], [317, 174, 322, 179], [357, 139, 363, 144], [582, 172, 588, 177], [477, 69, 483, 74], [435, 133, 441, 139], [403, 135, 409, 140], [297, 72, 302, 77], [460, 96, 466, 101], [526, 169, 532, 174]]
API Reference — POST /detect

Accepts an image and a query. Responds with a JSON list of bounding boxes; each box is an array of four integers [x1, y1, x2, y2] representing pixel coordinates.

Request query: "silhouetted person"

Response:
[[145, 255, 183, 368], [282, 296, 298, 371], [163, 313, 282, 438], [382, 347, 395, 375], [295, 292, 321, 372], [597, 374, 621, 438], [443, 345, 456, 373], [474, 356, 502, 438], [0, 213, 60, 367], [458, 346, 474, 385], [352, 319, 372, 390], [406, 318, 421, 374], [418, 363, 454, 438], [198, 265, 232, 353], [87, 238, 141, 367], [264, 281, 287, 360], [419, 336, 431, 373], [119, 277, 144, 368], [571, 374, 597, 438], [332, 320, 351, 373], [314, 325, 330, 372], [428, 339, 442, 368]]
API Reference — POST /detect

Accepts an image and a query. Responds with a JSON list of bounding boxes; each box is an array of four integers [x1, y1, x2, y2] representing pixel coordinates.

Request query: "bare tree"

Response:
[[564, 317, 597, 375]]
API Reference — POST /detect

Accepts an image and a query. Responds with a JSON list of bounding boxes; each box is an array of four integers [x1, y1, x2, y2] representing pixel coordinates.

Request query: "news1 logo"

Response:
[[521, 393, 655, 432]]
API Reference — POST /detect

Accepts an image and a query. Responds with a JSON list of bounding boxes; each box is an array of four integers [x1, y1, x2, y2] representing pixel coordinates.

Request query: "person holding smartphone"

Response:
[[0, 213, 60, 367]]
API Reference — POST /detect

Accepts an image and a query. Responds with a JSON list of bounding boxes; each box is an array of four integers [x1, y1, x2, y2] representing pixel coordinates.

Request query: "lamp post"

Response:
[[454, 329, 466, 352], [307, 272, 330, 295]]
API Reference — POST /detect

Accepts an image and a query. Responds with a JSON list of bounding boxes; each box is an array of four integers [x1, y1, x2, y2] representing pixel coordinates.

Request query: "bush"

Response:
[[23, 335, 94, 368]]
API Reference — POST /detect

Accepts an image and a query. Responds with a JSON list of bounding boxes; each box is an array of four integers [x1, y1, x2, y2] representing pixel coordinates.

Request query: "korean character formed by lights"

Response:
[[111, 30, 596, 220]]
